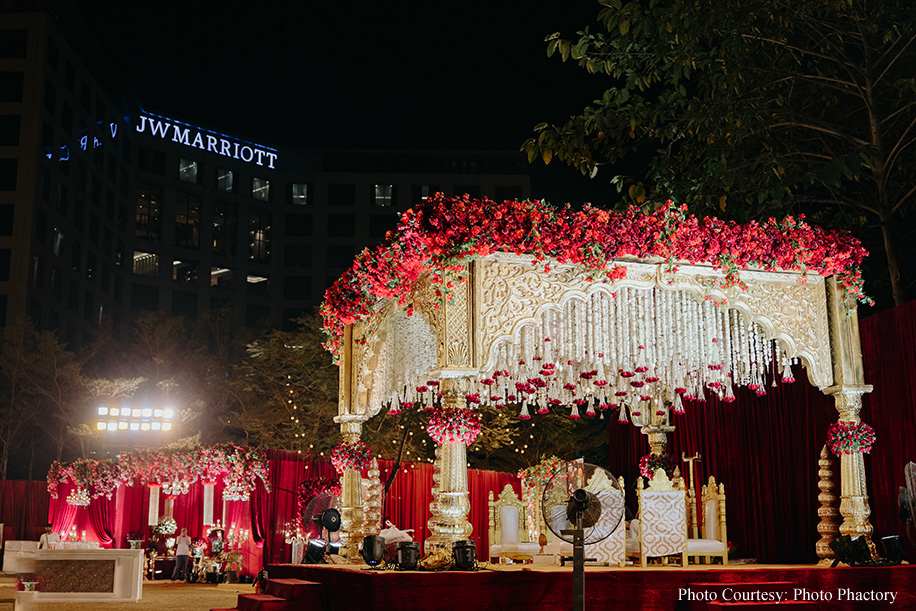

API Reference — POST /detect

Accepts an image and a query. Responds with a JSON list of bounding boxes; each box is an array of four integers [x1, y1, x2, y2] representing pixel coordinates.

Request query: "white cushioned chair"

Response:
[[628, 469, 688, 567], [488, 484, 539, 563], [686, 475, 728, 564]]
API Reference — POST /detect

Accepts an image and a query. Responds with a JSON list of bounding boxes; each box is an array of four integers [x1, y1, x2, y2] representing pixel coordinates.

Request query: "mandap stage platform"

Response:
[[262, 562, 916, 611]]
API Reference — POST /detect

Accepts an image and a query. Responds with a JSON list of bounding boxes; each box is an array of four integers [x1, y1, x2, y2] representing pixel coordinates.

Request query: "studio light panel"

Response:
[[95, 405, 174, 432]]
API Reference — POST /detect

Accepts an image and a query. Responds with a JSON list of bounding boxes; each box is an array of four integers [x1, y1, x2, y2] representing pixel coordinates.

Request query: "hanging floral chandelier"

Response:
[[162, 479, 191, 496], [66, 487, 91, 507], [387, 285, 799, 422]]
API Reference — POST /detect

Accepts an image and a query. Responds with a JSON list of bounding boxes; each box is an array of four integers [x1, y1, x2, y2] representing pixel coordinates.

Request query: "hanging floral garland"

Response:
[[321, 196, 870, 360], [426, 407, 482, 445], [47, 444, 271, 502], [639, 453, 677, 479], [517, 455, 564, 492], [826, 421, 876, 455], [330, 440, 372, 474]]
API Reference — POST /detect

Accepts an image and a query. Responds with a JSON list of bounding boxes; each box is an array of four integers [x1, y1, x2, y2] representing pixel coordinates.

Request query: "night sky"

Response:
[[74, 0, 613, 203]]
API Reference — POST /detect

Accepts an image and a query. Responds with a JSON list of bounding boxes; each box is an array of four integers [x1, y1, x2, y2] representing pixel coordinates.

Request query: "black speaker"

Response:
[[881, 535, 905, 563], [396, 541, 420, 570], [452, 540, 477, 570], [361, 535, 386, 567]]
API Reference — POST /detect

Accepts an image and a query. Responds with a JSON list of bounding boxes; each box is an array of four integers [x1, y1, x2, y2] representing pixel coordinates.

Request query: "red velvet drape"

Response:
[[0, 480, 50, 541], [606, 298, 916, 564]]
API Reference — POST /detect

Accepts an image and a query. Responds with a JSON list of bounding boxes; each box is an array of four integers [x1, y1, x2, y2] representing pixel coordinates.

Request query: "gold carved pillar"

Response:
[[335, 324, 369, 561], [823, 277, 874, 539], [424, 378, 474, 555], [424, 262, 477, 555], [363, 458, 382, 537], [642, 405, 675, 455], [336, 416, 368, 561], [815, 445, 839, 565]]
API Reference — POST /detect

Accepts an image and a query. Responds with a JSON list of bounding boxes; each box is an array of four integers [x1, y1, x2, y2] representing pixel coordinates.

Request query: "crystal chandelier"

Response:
[[66, 487, 91, 507], [222, 482, 250, 502], [283, 520, 307, 544], [162, 480, 190, 496]]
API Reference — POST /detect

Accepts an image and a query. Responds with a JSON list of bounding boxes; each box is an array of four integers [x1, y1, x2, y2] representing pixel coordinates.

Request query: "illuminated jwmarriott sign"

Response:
[[136, 113, 278, 169]]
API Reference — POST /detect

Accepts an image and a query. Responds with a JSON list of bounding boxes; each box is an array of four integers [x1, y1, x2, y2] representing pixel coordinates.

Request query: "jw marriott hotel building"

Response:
[[0, 1, 531, 343]]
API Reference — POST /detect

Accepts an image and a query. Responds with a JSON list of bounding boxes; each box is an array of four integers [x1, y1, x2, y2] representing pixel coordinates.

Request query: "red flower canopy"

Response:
[[320, 195, 868, 359]]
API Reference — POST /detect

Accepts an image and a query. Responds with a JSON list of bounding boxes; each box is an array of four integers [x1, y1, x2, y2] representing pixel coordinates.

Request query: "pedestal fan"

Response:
[[303, 493, 341, 563], [542, 463, 624, 611]]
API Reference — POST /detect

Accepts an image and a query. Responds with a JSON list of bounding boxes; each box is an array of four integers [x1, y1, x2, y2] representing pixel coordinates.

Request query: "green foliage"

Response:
[[524, 0, 916, 304]]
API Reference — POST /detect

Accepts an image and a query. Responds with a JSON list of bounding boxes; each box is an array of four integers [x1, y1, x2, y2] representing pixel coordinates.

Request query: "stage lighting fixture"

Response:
[[97, 407, 108, 416], [152, 422, 161, 430], [130, 422, 140, 431], [305, 539, 328, 564], [107, 422, 117, 431], [361, 535, 386, 567], [132, 408, 142, 418], [396, 541, 420, 570], [851, 535, 872, 564], [881, 535, 905, 564], [162, 422, 172, 431], [96, 422, 106, 431], [140, 422, 150, 431], [142, 408, 153, 418], [452, 540, 477, 570], [118, 421, 128, 430], [829, 535, 853, 567], [154, 409, 163, 418], [109, 407, 120, 417]]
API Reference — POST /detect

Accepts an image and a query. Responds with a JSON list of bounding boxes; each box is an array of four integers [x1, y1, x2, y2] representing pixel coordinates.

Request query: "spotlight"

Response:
[[851, 535, 872, 564], [452, 540, 477, 570], [96, 422, 106, 431], [304, 539, 328, 564], [395, 541, 420, 570], [109, 408, 120, 417], [881, 535, 906, 564], [361, 535, 386, 567], [97, 407, 108, 416]]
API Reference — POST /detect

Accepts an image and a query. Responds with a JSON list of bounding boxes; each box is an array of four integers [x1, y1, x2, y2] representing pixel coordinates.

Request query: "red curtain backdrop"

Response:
[[25, 298, 916, 566], [606, 298, 916, 563]]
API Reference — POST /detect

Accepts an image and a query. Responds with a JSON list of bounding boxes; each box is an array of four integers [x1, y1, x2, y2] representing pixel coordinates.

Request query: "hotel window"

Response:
[[454, 185, 481, 199], [252, 177, 270, 201], [175, 192, 201, 248], [210, 266, 234, 289], [327, 214, 355, 237], [217, 168, 235, 192], [328, 183, 355, 206], [178, 158, 199, 183], [291, 183, 310, 205], [52, 227, 64, 256], [248, 210, 272, 262], [135, 183, 162, 240], [138, 147, 165, 174], [0, 73, 24, 103], [0, 30, 28, 59], [373, 184, 394, 207], [173, 259, 198, 283], [247, 275, 270, 296], [213, 203, 237, 256], [133, 251, 159, 277], [0, 115, 20, 146]]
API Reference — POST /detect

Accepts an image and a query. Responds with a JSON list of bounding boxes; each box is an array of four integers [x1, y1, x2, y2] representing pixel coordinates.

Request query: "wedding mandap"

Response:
[[320, 195, 877, 566]]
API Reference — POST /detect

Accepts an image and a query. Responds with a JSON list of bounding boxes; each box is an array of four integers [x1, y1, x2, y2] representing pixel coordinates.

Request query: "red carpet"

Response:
[[263, 564, 915, 611]]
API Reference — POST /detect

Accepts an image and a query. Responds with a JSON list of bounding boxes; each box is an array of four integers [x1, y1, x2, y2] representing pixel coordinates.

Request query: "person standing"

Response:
[[38, 523, 60, 549], [171, 527, 191, 581]]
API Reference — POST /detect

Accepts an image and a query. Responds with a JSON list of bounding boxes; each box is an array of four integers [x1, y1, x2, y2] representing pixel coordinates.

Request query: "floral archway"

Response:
[[321, 195, 873, 557]]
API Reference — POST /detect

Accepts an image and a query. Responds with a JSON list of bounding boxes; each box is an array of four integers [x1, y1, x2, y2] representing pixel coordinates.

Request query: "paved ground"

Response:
[[0, 575, 247, 611]]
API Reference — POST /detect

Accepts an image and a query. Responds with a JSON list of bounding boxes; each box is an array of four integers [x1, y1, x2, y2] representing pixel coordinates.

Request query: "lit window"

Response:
[[133, 251, 159, 277], [97, 407, 108, 416], [109, 407, 120, 417], [178, 158, 198, 183], [107, 422, 117, 431], [141, 408, 153, 418], [96, 421, 106, 431], [151, 422, 161, 431], [217, 168, 235, 192], [248, 211, 271, 262], [252, 177, 270, 201], [175, 192, 200, 248], [291, 183, 310, 205], [140, 422, 150, 431], [373, 184, 394, 207], [118, 421, 128, 430], [130, 422, 140, 431], [162, 422, 172, 431]]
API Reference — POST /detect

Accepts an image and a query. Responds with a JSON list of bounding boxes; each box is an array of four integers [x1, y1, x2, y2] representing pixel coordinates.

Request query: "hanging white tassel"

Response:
[[617, 404, 629, 424], [672, 393, 685, 415], [570, 404, 581, 420], [782, 361, 796, 383], [519, 404, 531, 420], [586, 403, 596, 417]]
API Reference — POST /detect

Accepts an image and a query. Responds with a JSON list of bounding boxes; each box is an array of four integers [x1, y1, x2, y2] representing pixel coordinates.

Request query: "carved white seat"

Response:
[[630, 469, 688, 567], [585, 470, 626, 567], [540, 483, 574, 557], [488, 484, 539, 562], [686, 476, 728, 564]]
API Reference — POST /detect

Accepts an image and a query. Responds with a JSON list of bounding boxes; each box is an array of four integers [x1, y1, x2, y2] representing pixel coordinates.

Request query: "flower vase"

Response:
[[21, 582, 38, 592], [128, 540, 143, 549]]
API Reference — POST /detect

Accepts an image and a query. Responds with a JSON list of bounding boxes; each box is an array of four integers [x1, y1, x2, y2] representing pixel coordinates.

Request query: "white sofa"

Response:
[[3, 540, 39, 573]]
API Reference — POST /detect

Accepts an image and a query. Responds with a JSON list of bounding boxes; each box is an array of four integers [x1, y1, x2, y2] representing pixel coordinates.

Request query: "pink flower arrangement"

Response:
[[320, 196, 869, 359], [639, 453, 677, 479], [330, 440, 371, 474], [47, 445, 271, 500], [426, 407, 482, 445], [826, 421, 876, 455], [518, 455, 564, 491]]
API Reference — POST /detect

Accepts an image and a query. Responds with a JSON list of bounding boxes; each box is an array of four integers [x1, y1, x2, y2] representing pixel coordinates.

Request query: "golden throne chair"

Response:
[[488, 484, 539, 563], [686, 475, 728, 564]]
